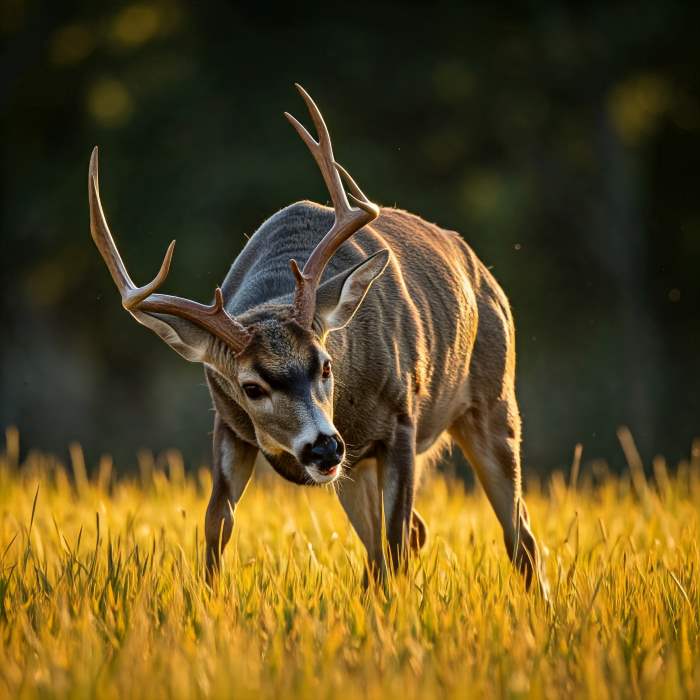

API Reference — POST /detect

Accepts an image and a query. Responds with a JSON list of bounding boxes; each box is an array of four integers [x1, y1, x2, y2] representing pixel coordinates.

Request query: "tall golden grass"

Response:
[[0, 427, 698, 698]]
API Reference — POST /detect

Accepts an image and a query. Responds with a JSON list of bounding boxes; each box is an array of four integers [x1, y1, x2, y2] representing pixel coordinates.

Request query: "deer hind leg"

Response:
[[449, 397, 547, 596], [205, 414, 257, 581]]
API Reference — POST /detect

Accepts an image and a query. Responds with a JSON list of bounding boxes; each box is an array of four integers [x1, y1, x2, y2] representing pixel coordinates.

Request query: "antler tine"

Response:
[[334, 160, 377, 215], [295, 83, 332, 151], [285, 84, 350, 213], [285, 85, 380, 328], [89, 148, 132, 297], [90, 147, 177, 309], [284, 112, 316, 152], [88, 147, 251, 353]]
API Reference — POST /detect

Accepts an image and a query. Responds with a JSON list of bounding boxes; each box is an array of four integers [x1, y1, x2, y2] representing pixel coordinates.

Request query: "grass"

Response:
[[0, 427, 698, 699]]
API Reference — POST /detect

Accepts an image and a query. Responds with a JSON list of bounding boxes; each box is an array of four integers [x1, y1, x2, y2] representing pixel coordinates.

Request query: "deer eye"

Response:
[[321, 360, 332, 379], [242, 383, 266, 400]]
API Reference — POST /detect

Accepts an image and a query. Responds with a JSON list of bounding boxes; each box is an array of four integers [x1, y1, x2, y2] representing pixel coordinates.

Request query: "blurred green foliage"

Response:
[[2, 1, 699, 471]]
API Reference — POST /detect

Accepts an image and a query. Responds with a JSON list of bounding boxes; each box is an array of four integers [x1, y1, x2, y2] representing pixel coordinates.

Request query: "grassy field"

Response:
[[0, 428, 698, 699]]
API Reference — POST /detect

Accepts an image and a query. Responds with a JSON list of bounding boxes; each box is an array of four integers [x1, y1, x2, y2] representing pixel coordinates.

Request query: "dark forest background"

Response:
[[2, 1, 699, 474]]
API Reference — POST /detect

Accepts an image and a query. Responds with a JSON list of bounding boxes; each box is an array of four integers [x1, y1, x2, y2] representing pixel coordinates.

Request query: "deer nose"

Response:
[[304, 434, 344, 471]]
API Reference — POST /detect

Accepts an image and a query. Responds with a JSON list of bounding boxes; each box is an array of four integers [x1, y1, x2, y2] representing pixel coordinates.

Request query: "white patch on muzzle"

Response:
[[290, 406, 336, 461], [304, 463, 343, 485]]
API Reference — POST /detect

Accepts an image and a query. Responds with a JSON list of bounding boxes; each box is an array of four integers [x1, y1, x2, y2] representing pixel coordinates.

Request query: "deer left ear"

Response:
[[314, 249, 390, 333]]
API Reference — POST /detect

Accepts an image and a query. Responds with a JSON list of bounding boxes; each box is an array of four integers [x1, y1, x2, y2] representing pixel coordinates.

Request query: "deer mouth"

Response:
[[304, 462, 343, 485]]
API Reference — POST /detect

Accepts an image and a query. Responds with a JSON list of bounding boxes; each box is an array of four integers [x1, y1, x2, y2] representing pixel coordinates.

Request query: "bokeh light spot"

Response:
[[111, 3, 161, 47], [608, 75, 672, 146], [24, 260, 69, 308], [461, 171, 505, 220], [49, 23, 94, 65], [87, 78, 133, 128]]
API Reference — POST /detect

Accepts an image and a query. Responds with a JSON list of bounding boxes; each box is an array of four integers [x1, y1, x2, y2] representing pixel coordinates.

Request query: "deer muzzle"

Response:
[[300, 433, 345, 474]]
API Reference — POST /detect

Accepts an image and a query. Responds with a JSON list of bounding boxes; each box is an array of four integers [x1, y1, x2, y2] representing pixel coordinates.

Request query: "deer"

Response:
[[88, 84, 548, 595]]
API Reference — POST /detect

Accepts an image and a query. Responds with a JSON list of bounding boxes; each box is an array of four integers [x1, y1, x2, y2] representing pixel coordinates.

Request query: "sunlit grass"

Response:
[[0, 428, 698, 698]]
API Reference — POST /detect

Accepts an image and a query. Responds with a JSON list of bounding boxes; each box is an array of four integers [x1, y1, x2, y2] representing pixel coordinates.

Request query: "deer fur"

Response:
[[204, 201, 546, 592]]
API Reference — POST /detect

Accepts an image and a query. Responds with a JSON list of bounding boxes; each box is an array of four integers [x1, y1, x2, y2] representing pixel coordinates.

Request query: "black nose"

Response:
[[302, 434, 345, 471]]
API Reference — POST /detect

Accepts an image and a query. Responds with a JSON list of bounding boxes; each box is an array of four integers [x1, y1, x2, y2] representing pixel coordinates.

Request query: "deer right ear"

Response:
[[314, 249, 390, 334], [128, 309, 214, 363]]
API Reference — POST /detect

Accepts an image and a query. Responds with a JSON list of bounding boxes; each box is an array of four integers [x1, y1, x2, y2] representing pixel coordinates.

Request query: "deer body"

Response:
[[88, 86, 546, 594]]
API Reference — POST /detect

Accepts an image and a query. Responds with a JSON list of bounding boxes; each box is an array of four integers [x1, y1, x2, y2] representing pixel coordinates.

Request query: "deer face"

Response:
[[233, 319, 344, 484]]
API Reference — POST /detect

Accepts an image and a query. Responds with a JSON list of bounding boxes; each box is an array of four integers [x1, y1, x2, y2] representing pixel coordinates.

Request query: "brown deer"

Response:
[[88, 85, 547, 594]]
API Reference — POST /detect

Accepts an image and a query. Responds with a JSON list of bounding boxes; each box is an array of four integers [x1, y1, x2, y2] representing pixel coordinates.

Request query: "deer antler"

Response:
[[88, 147, 251, 353], [284, 84, 380, 328]]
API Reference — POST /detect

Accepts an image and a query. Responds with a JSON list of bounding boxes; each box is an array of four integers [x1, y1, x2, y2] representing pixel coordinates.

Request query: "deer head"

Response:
[[88, 85, 388, 484]]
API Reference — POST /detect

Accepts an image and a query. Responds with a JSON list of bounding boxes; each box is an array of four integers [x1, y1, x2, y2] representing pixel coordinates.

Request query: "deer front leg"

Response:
[[378, 415, 417, 572], [337, 452, 420, 586], [335, 458, 384, 583], [205, 414, 257, 581]]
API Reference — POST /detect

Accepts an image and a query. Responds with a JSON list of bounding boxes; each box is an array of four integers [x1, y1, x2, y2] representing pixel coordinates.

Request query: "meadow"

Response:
[[0, 426, 698, 699]]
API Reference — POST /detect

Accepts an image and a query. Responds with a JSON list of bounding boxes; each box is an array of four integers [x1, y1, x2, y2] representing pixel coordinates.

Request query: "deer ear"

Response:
[[315, 249, 390, 333], [128, 309, 213, 363]]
